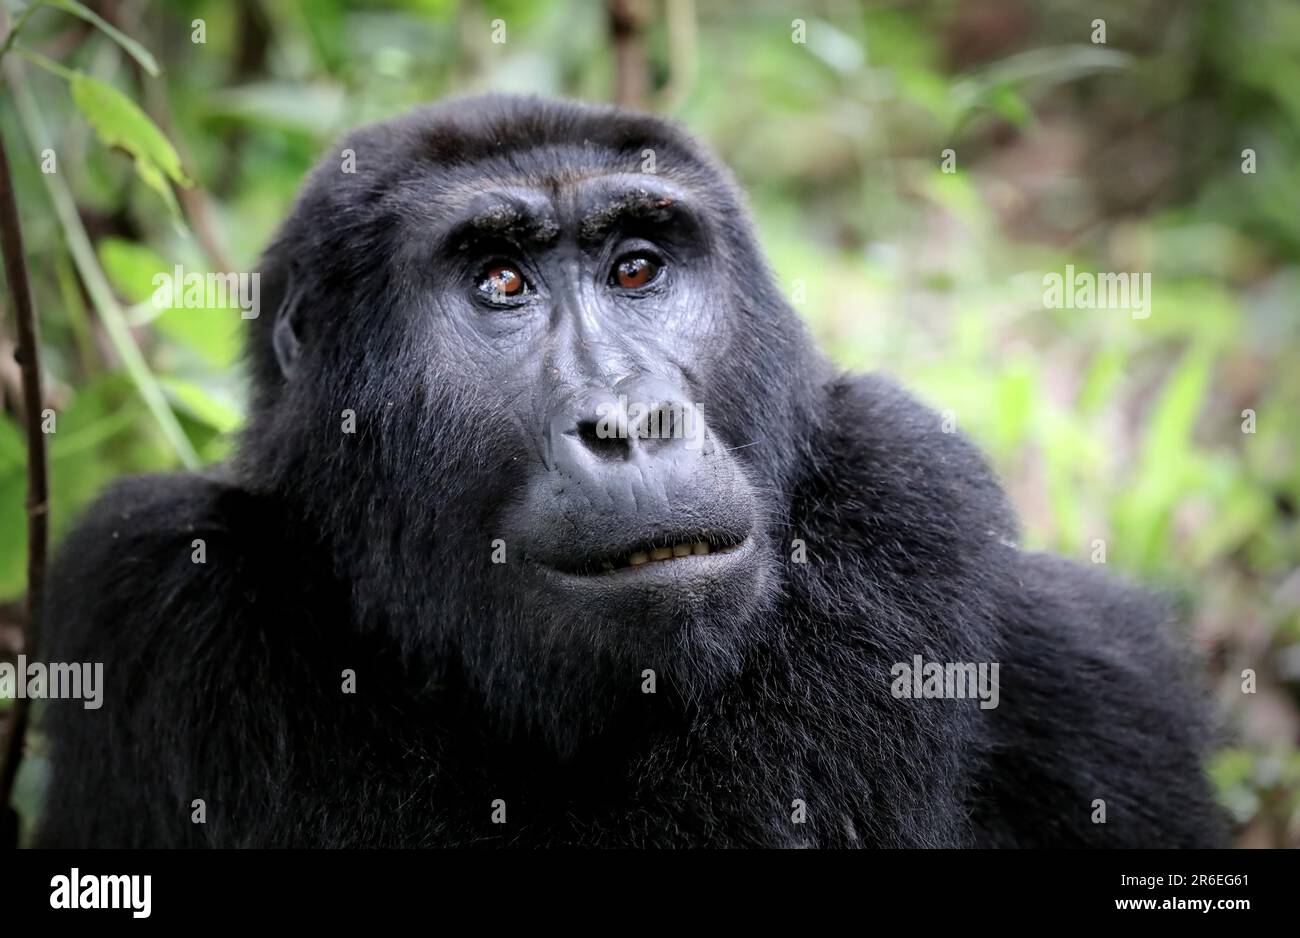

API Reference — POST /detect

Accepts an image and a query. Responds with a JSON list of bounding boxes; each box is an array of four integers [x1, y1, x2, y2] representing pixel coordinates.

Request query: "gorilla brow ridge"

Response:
[[445, 201, 562, 250], [578, 189, 690, 243]]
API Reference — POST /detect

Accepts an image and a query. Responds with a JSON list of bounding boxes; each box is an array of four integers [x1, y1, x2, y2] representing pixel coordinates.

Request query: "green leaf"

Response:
[[45, 0, 160, 76], [1142, 346, 1213, 466], [154, 303, 243, 370], [70, 73, 192, 218], [160, 378, 243, 433], [97, 237, 168, 304], [989, 85, 1034, 128]]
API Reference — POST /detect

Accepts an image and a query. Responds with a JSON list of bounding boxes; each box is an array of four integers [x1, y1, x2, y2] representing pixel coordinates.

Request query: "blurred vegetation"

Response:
[[0, 0, 1296, 846]]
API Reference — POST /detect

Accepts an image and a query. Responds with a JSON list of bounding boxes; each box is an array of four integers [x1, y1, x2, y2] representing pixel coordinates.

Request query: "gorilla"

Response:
[[35, 95, 1223, 848]]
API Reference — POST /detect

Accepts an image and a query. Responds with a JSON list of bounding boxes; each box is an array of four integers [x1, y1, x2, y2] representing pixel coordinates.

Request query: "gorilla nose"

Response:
[[547, 383, 707, 479]]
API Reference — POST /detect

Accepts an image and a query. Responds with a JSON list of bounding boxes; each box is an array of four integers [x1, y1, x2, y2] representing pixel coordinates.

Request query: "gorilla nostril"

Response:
[[635, 401, 697, 453], [571, 419, 630, 462]]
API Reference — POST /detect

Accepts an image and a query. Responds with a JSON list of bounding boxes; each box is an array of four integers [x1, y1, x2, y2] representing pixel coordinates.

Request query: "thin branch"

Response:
[[608, 0, 650, 110], [14, 42, 78, 80], [0, 116, 49, 852]]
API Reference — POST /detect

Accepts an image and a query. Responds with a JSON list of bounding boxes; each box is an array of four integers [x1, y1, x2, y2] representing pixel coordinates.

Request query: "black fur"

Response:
[[36, 95, 1224, 848]]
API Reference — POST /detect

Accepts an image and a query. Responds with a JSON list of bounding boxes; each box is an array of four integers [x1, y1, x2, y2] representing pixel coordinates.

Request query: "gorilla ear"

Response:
[[271, 266, 304, 379]]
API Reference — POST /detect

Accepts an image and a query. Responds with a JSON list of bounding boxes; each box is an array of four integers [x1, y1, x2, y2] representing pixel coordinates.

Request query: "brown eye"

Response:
[[613, 255, 660, 290], [479, 264, 525, 299]]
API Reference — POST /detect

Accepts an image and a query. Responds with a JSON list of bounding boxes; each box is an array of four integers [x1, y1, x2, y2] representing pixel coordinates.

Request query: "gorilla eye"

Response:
[[611, 254, 661, 290], [477, 263, 527, 301]]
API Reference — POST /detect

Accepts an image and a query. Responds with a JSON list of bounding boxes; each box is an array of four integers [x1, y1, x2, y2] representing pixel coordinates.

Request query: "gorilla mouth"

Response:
[[551, 531, 749, 577]]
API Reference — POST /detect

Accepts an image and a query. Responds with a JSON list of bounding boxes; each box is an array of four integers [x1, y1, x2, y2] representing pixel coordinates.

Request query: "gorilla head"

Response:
[[242, 95, 825, 753]]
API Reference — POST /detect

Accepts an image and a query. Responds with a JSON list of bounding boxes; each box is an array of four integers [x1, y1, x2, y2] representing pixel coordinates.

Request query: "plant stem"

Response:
[[0, 127, 49, 847], [0, 1, 46, 63], [15, 43, 78, 80]]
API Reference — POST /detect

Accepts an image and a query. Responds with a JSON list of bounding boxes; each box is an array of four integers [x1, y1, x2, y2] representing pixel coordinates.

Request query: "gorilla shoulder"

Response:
[[40, 474, 275, 661], [809, 370, 1021, 560]]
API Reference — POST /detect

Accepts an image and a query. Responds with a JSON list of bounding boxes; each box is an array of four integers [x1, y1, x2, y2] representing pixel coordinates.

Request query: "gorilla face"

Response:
[[432, 176, 765, 624], [245, 96, 816, 749]]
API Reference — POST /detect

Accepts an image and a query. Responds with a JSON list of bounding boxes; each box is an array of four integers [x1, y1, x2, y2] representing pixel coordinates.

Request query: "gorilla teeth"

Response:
[[567, 539, 742, 575], [622, 541, 712, 570]]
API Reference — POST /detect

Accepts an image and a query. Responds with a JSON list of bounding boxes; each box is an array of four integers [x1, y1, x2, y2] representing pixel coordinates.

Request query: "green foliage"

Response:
[[71, 73, 191, 218]]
